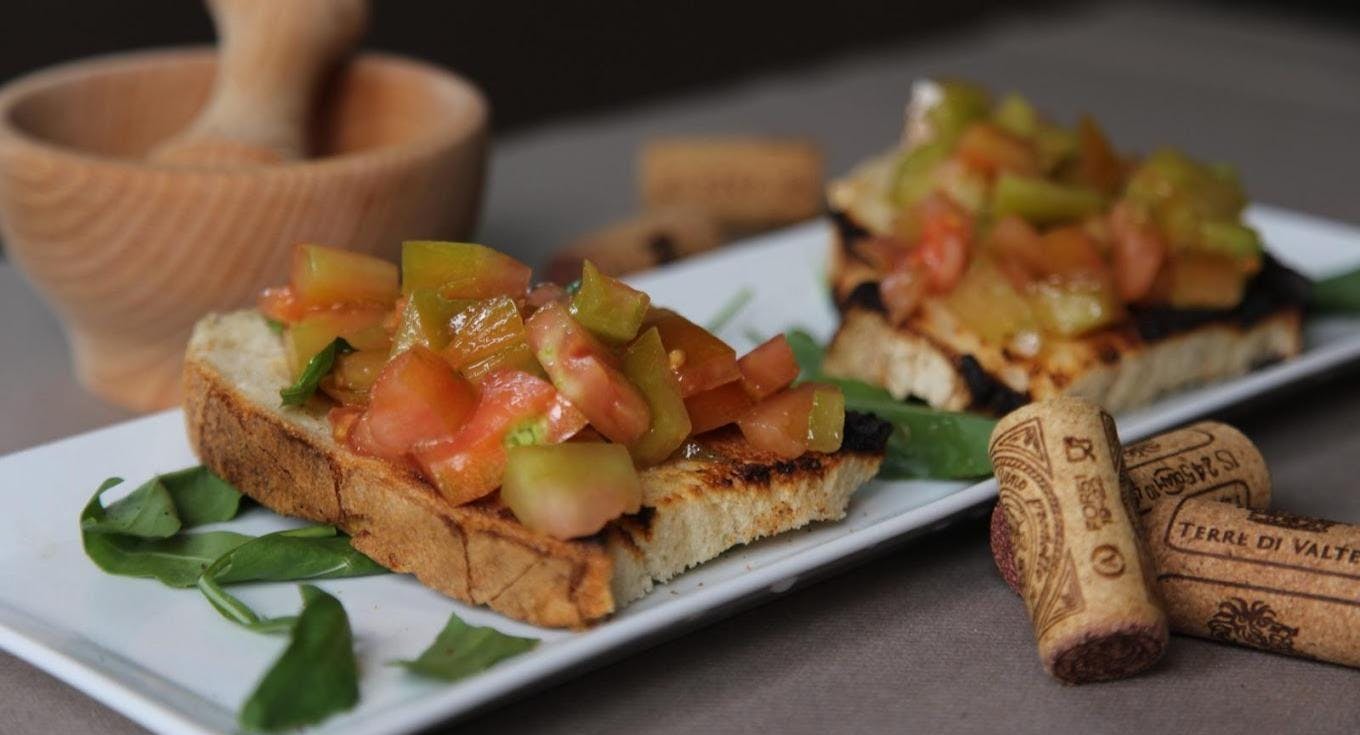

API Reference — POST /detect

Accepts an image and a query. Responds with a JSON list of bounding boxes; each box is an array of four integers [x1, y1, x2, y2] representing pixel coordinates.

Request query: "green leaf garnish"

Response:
[[279, 338, 353, 407], [396, 612, 538, 681], [784, 329, 995, 479], [238, 586, 359, 731], [264, 317, 286, 335], [704, 287, 754, 334], [1310, 267, 1360, 312]]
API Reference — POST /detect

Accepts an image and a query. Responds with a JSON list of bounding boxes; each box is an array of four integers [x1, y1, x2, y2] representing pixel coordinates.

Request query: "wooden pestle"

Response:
[[150, 0, 368, 166]]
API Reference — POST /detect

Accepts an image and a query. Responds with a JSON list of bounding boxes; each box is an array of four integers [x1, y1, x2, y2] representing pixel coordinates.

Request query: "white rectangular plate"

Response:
[[2, 205, 1359, 735]]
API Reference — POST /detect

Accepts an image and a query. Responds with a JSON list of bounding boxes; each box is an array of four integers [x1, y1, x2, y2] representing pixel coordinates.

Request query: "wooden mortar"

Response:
[[0, 0, 488, 410]]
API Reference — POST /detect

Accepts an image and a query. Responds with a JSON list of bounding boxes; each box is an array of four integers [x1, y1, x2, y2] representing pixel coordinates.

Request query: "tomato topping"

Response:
[[328, 406, 363, 444], [444, 296, 542, 383], [1026, 275, 1123, 337], [1039, 225, 1108, 278], [1074, 116, 1124, 195], [738, 335, 800, 400], [526, 302, 651, 444], [501, 443, 643, 540], [259, 286, 306, 324], [284, 308, 391, 377], [879, 260, 929, 326], [622, 327, 692, 466], [737, 383, 845, 460], [644, 309, 741, 397], [525, 282, 569, 310], [391, 289, 469, 355], [401, 241, 532, 299], [955, 122, 1039, 178], [1159, 254, 1248, 309], [913, 194, 971, 292], [357, 346, 478, 462], [290, 244, 399, 310], [321, 349, 388, 406], [570, 261, 651, 344], [1108, 201, 1167, 302], [413, 370, 586, 506], [684, 380, 754, 435]]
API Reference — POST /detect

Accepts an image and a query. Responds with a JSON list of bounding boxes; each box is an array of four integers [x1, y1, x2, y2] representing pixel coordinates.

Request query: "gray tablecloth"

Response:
[[5, 4, 1360, 733]]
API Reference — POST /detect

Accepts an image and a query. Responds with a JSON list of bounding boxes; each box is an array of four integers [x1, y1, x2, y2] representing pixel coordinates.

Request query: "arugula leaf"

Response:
[[156, 466, 244, 528], [1310, 267, 1360, 312], [279, 338, 353, 407], [783, 329, 995, 479], [239, 586, 358, 732], [81, 477, 253, 586], [81, 468, 241, 538], [396, 613, 538, 681], [704, 287, 754, 334], [197, 575, 298, 635]]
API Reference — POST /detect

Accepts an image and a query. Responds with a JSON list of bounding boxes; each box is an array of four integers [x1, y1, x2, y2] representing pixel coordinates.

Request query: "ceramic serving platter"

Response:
[[2, 205, 1359, 735]]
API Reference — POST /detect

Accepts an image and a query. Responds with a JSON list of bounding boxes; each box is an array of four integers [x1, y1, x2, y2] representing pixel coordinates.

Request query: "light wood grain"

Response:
[[0, 49, 488, 410], [150, 0, 369, 166]]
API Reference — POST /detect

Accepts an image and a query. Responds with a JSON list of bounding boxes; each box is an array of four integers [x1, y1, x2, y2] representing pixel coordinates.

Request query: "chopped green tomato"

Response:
[[890, 139, 951, 206], [990, 173, 1106, 226], [413, 370, 586, 506], [684, 380, 755, 434], [943, 256, 1036, 343], [1073, 116, 1123, 195], [622, 328, 692, 466], [290, 244, 399, 310], [737, 383, 845, 459], [1026, 276, 1123, 337], [501, 443, 642, 540], [284, 308, 390, 377], [1198, 220, 1263, 259], [323, 349, 387, 405], [992, 92, 1039, 139], [281, 339, 352, 407], [806, 385, 845, 454], [1033, 123, 1078, 173], [391, 289, 470, 355], [955, 122, 1039, 177], [569, 261, 651, 344], [927, 80, 991, 145], [401, 241, 532, 299], [444, 296, 538, 382], [645, 308, 741, 397], [526, 302, 651, 444], [1126, 149, 1247, 221]]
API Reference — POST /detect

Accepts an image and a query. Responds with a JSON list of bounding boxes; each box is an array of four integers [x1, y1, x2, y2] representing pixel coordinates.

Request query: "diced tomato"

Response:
[[955, 122, 1039, 178], [500, 443, 642, 540], [290, 244, 399, 310], [413, 370, 587, 506], [526, 302, 651, 444], [570, 261, 651, 344], [1026, 275, 1124, 337], [913, 194, 972, 293], [525, 282, 569, 310], [1074, 116, 1124, 195], [328, 406, 363, 444], [284, 308, 391, 377], [320, 349, 389, 406], [879, 261, 928, 326], [644, 309, 741, 397], [391, 289, 469, 355], [1159, 254, 1248, 309], [737, 383, 845, 460], [1040, 225, 1108, 278], [622, 328, 692, 466], [356, 346, 478, 462], [1108, 201, 1168, 302], [401, 241, 532, 300], [444, 296, 535, 380], [684, 380, 754, 435], [986, 214, 1045, 286], [259, 286, 306, 324], [738, 335, 799, 400]]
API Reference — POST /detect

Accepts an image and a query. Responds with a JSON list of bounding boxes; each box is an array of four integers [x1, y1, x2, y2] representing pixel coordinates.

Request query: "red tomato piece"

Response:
[[258, 286, 306, 324], [684, 380, 754, 435], [879, 261, 928, 326], [413, 370, 587, 506], [913, 194, 972, 292], [736, 383, 844, 460], [525, 302, 651, 444], [955, 122, 1039, 178], [1108, 201, 1167, 302], [645, 309, 741, 397], [737, 335, 800, 400], [358, 346, 478, 462]]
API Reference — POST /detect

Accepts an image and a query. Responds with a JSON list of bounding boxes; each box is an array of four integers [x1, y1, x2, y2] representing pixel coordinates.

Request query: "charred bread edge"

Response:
[[184, 313, 889, 629]]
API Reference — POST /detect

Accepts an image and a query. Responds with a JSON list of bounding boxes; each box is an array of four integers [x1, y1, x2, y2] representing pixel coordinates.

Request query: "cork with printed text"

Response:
[[993, 421, 1272, 594], [1144, 499, 1360, 668], [989, 397, 1169, 683]]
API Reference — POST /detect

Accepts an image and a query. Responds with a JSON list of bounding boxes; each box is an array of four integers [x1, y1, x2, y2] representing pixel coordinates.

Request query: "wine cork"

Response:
[[992, 421, 1273, 593], [547, 207, 722, 284], [1143, 499, 1360, 668], [639, 137, 824, 232], [990, 397, 1168, 683]]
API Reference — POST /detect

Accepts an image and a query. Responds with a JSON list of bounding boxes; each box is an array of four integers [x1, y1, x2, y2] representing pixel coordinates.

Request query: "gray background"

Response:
[[5, 4, 1360, 733]]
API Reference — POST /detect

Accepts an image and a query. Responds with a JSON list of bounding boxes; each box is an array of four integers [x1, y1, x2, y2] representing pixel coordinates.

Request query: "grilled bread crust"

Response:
[[183, 311, 884, 628]]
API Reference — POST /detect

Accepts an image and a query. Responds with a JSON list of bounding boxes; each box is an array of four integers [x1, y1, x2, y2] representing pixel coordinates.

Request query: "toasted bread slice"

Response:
[[822, 151, 1307, 414], [183, 311, 887, 628]]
